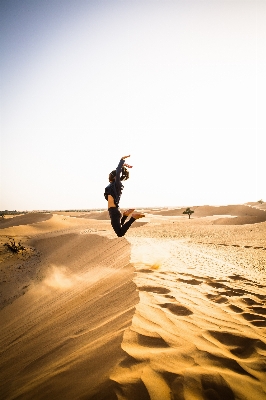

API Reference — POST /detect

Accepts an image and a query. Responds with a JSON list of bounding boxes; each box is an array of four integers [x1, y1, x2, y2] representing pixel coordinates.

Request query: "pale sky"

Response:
[[1, 0, 265, 211]]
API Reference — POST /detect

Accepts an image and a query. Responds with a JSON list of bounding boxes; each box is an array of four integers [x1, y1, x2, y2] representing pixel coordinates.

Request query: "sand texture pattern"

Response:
[[0, 204, 266, 399]]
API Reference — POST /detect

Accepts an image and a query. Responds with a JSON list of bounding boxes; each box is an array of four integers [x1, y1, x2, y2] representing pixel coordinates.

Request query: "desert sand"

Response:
[[0, 203, 265, 400]]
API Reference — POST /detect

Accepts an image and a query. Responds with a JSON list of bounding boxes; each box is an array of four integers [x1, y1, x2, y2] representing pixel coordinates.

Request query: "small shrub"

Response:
[[4, 239, 25, 253]]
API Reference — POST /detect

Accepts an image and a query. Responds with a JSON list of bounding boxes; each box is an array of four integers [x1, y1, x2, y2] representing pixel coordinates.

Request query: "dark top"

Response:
[[104, 158, 125, 207]]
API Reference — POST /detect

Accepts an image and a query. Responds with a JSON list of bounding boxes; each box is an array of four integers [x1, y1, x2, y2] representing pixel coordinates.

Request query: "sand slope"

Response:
[[0, 216, 138, 399]]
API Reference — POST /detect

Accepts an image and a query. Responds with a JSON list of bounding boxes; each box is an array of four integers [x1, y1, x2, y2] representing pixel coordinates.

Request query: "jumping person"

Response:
[[104, 155, 145, 237]]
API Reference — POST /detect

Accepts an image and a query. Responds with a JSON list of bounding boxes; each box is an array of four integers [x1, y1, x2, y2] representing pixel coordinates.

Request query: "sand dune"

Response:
[[245, 202, 266, 211], [55, 211, 110, 220], [0, 205, 265, 399], [0, 219, 138, 399], [0, 212, 53, 229], [151, 204, 266, 225], [0, 213, 110, 239], [77, 210, 110, 220]]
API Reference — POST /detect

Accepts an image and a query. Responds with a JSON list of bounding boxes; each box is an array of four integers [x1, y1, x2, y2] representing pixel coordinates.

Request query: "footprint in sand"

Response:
[[248, 306, 266, 315], [179, 272, 206, 280], [228, 274, 265, 289], [206, 279, 229, 289], [138, 286, 170, 294], [177, 278, 203, 285], [228, 304, 243, 313], [242, 312, 266, 327], [227, 289, 266, 304], [206, 294, 228, 304], [160, 302, 193, 316], [212, 292, 266, 327], [228, 274, 246, 281], [138, 268, 154, 274], [255, 294, 266, 301], [219, 288, 250, 297], [242, 297, 262, 306]]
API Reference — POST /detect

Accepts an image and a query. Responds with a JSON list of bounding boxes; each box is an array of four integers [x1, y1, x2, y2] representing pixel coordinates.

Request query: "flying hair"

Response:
[[109, 166, 129, 182], [121, 166, 129, 181]]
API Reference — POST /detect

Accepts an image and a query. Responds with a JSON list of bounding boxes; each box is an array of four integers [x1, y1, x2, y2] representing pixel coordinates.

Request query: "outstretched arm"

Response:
[[115, 155, 132, 187]]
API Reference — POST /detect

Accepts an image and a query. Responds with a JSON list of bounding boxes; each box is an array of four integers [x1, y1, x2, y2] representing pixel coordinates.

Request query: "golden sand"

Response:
[[0, 204, 265, 399]]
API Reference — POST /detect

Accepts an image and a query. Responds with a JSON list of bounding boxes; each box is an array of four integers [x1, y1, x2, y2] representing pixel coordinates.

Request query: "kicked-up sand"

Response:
[[0, 203, 265, 399]]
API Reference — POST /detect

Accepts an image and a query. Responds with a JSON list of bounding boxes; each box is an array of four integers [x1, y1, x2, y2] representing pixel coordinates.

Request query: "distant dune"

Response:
[[0, 203, 265, 399], [151, 204, 266, 225], [55, 211, 110, 220], [0, 212, 53, 228], [77, 210, 110, 220], [245, 201, 266, 210]]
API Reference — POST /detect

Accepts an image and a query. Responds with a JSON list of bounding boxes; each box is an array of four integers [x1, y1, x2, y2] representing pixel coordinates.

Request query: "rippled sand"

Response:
[[0, 204, 265, 399]]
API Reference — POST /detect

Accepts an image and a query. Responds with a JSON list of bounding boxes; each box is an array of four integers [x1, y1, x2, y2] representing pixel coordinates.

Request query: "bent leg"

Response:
[[119, 217, 135, 236], [121, 209, 135, 225], [108, 207, 135, 237], [121, 215, 127, 226]]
